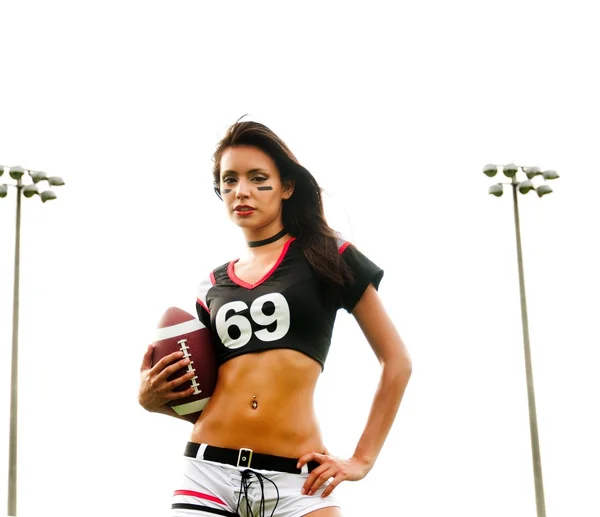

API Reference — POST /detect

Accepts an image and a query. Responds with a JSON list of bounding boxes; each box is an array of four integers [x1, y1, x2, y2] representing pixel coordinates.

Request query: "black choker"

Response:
[[247, 228, 288, 248]]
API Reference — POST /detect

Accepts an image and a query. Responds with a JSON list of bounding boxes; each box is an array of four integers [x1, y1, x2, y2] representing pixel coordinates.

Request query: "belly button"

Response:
[[252, 395, 258, 410]]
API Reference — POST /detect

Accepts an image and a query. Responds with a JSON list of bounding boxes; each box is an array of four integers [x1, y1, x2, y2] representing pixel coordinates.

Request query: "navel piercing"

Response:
[[252, 395, 258, 410]]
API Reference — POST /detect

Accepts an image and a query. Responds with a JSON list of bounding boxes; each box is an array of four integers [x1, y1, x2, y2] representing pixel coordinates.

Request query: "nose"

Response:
[[235, 178, 250, 199]]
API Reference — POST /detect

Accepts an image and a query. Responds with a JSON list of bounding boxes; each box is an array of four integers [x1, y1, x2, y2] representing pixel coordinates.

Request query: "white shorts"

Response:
[[170, 442, 341, 517]]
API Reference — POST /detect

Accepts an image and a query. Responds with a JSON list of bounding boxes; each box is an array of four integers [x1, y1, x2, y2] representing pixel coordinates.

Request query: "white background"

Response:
[[1, 1, 599, 516]]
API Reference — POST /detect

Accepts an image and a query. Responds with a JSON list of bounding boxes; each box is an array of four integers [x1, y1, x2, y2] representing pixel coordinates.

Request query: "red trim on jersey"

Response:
[[173, 490, 226, 506], [196, 297, 210, 314], [228, 237, 296, 290], [338, 241, 351, 254], [196, 272, 213, 314]]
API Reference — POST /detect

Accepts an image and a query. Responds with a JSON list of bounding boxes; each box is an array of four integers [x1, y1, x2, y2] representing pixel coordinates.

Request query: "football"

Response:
[[151, 307, 217, 423]]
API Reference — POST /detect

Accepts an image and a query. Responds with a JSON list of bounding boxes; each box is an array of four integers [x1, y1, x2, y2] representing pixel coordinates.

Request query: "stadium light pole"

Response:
[[483, 163, 559, 517], [0, 165, 65, 517]]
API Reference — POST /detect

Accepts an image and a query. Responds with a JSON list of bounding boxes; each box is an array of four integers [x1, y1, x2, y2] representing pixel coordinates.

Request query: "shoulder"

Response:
[[335, 238, 385, 312], [336, 235, 352, 254], [196, 260, 229, 305], [335, 236, 368, 263], [211, 260, 232, 284]]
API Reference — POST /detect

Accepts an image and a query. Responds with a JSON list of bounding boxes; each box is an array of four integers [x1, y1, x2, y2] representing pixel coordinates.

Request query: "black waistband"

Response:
[[184, 442, 319, 474]]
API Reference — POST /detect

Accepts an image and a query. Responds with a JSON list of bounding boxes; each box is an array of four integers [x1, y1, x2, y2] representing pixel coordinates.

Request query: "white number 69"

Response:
[[216, 293, 290, 349]]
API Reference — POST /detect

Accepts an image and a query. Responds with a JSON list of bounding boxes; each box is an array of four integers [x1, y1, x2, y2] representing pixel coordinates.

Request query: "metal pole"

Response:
[[8, 178, 22, 517], [511, 178, 546, 517]]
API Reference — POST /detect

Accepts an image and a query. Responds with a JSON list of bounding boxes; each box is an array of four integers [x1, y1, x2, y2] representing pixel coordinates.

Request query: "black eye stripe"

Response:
[[257, 186, 273, 191], [222, 188, 232, 194]]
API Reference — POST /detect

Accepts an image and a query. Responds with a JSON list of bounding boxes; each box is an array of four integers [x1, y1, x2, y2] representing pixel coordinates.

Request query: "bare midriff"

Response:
[[190, 348, 325, 458]]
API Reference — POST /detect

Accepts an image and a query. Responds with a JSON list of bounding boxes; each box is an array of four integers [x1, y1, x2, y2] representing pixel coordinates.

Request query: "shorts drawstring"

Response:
[[236, 469, 280, 517]]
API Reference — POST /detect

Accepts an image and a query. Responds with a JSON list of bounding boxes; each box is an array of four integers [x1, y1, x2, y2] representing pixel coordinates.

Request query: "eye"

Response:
[[222, 177, 236, 185], [252, 176, 268, 183]]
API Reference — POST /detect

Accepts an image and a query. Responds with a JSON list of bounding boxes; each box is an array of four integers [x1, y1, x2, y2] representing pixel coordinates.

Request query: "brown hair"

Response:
[[212, 118, 352, 288]]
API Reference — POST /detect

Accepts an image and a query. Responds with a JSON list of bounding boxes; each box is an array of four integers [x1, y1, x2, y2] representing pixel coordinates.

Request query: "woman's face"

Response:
[[219, 145, 293, 233]]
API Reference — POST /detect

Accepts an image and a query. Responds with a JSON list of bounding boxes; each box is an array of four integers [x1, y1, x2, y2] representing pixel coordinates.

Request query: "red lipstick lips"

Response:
[[234, 204, 255, 216]]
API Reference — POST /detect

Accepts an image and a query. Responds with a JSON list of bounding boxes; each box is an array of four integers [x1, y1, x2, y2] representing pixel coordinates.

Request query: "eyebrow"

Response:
[[221, 168, 269, 176]]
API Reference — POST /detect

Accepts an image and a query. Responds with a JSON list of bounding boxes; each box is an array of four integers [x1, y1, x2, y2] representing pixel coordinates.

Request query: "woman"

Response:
[[138, 120, 412, 517]]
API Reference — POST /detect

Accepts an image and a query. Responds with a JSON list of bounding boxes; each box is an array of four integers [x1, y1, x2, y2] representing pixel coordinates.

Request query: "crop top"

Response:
[[195, 237, 383, 370]]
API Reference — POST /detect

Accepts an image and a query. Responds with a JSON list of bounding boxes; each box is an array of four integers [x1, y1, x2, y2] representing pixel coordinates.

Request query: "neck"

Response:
[[247, 227, 288, 248]]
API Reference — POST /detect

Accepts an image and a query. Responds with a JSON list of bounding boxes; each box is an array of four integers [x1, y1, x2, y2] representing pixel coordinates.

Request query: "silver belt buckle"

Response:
[[237, 448, 253, 468]]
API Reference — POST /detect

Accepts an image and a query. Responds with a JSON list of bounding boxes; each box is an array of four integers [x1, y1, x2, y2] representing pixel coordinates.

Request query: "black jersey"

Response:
[[195, 237, 383, 370]]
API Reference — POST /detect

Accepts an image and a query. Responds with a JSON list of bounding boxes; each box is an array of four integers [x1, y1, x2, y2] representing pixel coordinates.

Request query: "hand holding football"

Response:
[[150, 307, 217, 422]]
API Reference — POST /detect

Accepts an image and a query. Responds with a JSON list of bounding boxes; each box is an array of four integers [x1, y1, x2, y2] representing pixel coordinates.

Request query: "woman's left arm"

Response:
[[349, 283, 413, 469], [298, 284, 412, 497]]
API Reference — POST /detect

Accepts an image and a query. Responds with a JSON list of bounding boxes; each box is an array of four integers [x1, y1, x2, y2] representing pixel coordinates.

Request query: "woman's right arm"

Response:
[[138, 345, 198, 423]]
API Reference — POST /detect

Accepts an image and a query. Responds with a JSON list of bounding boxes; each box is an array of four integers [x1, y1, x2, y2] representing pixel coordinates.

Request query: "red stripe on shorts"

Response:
[[173, 490, 226, 506]]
